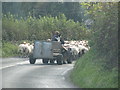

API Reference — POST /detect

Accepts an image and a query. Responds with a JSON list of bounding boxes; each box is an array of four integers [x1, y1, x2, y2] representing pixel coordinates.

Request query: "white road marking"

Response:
[[61, 67, 73, 76], [0, 61, 29, 70]]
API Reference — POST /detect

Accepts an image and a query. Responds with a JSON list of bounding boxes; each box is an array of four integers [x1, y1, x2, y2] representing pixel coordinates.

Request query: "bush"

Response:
[[2, 13, 90, 41], [71, 2, 118, 88], [2, 41, 18, 57]]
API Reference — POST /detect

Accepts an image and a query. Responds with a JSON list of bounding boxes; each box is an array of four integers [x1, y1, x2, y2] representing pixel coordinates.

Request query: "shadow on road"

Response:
[[19, 63, 59, 66]]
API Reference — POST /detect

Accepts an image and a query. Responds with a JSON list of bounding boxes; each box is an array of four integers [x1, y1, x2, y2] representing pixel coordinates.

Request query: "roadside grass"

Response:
[[2, 42, 18, 57], [70, 49, 118, 88], [1, 40, 34, 58]]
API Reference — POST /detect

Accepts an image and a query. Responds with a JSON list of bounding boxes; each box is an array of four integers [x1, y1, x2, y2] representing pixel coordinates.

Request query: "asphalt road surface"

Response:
[[1, 58, 78, 88]]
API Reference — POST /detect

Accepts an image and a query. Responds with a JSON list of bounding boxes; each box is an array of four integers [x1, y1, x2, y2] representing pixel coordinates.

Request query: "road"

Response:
[[1, 58, 78, 88]]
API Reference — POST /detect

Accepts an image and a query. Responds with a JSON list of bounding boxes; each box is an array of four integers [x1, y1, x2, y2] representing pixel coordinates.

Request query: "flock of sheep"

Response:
[[63, 40, 90, 60], [18, 40, 90, 60]]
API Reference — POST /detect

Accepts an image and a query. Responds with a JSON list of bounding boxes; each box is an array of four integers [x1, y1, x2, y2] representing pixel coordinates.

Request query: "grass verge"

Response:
[[70, 49, 118, 88], [2, 42, 18, 57]]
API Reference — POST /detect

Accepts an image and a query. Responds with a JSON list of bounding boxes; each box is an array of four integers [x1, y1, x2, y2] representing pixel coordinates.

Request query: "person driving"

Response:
[[51, 31, 64, 44]]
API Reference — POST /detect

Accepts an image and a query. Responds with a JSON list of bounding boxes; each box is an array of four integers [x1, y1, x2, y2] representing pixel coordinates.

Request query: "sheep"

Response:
[[77, 45, 89, 56], [47, 39, 51, 41], [63, 40, 90, 60], [18, 43, 29, 58], [18, 42, 34, 58], [28, 43, 34, 54], [67, 45, 80, 60]]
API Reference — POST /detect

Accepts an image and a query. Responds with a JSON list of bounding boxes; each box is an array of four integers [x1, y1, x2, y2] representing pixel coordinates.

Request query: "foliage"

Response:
[[2, 13, 90, 41], [71, 2, 118, 88], [80, 2, 118, 70], [71, 48, 118, 88], [2, 41, 18, 57], [2, 2, 85, 22]]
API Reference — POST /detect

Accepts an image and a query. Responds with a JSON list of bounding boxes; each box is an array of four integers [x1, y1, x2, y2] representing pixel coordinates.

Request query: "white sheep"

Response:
[[63, 40, 90, 60], [67, 45, 80, 60], [18, 43, 28, 58], [28, 44, 34, 53], [18, 42, 34, 58], [77, 45, 89, 56]]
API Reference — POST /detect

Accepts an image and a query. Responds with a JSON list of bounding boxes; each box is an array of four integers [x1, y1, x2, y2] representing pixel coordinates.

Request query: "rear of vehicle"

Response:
[[29, 41, 64, 65]]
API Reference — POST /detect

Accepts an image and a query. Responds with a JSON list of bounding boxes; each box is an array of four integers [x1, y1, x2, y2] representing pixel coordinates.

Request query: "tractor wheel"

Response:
[[29, 54, 36, 64], [67, 54, 72, 64], [67, 51, 72, 64], [43, 59, 49, 64], [67, 59, 72, 64], [50, 59, 54, 64], [57, 55, 63, 65]]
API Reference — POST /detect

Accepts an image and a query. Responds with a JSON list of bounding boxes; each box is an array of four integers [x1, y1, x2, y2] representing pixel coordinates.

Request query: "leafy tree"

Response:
[[2, 13, 89, 41], [80, 2, 118, 70], [2, 2, 85, 22]]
